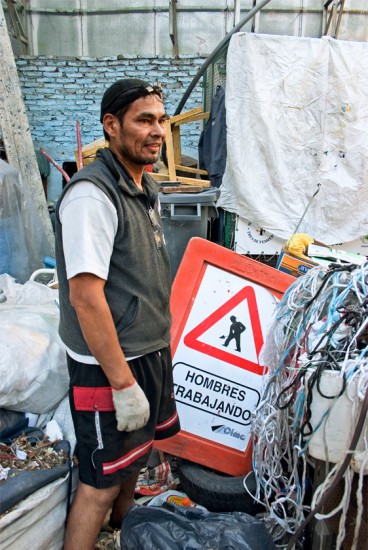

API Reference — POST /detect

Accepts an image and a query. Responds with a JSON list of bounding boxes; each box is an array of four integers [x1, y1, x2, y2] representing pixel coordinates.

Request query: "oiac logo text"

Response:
[[212, 425, 245, 440]]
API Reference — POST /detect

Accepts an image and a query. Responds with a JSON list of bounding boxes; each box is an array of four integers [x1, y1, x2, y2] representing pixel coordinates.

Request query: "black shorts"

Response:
[[67, 347, 180, 488]]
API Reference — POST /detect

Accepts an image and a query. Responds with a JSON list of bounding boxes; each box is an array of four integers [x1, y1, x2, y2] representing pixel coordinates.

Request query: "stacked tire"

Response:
[[177, 459, 263, 514]]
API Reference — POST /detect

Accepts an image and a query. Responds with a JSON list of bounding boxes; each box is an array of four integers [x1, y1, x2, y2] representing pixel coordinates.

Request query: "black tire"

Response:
[[177, 459, 263, 514]]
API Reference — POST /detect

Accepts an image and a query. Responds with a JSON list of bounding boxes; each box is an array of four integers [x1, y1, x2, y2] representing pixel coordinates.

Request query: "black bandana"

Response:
[[100, 78, 162, 122]]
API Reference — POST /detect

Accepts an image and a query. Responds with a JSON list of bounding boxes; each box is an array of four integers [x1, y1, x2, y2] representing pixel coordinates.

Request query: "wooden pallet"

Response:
[[151, 107, 211, 187], [75, 107, 210, 188]]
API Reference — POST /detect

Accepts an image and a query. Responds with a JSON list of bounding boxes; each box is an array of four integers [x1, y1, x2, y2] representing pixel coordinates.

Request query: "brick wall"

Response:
[[16, 54, 207, 201]]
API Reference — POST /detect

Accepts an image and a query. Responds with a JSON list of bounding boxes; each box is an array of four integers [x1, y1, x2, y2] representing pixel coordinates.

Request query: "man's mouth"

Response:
[[145, 142, 161, 150]]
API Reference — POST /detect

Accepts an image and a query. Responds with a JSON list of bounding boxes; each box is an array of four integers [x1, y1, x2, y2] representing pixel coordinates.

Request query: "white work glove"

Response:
[[112, 381, 150, 432]]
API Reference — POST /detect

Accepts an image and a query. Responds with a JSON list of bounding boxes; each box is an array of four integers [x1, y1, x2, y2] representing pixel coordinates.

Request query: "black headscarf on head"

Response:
[[100, 78, 162, 122]]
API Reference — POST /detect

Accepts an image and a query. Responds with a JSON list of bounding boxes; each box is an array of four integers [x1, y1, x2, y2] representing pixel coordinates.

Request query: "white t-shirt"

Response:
[[59, 181, 118, 364], [59, 181, 118, 279]]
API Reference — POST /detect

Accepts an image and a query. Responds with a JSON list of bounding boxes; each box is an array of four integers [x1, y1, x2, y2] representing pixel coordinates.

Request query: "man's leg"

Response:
[[64, 480, 120, 550], [235, 335, 241, 352], [109, 469, 141, 528]]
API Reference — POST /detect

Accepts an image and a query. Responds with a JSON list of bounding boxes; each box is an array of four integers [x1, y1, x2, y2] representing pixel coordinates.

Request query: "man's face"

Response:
[[111, 94, 167, 167]]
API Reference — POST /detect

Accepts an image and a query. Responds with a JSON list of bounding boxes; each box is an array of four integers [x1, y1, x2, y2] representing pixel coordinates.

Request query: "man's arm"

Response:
[[69, 272, 134, 389], [69, 272, 150, 432]]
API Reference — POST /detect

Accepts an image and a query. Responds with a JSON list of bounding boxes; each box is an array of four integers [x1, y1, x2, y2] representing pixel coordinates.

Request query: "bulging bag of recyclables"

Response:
[[121, 504, 276, 550], [0, 274, 68, 413]]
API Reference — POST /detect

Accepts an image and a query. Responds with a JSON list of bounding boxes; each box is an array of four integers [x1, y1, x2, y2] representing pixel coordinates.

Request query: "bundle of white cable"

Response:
[[250, 262, 368, 549]]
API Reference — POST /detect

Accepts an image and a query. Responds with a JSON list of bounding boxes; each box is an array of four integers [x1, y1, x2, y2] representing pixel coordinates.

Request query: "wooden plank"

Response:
[[80, 136, 107, 153], [74, 136, 108, 169], [172, 125, 182, 165], [160, 185, 204, 193], [174, 164, 208, 176], [176, 176, 211, 187], [0, 5, 54, 253], [172, 112, 209, 126], [150, 172, 210, 187], [151, 172, 211, 187], [150, 172, 171, 181], [169, 107, 203, 125]]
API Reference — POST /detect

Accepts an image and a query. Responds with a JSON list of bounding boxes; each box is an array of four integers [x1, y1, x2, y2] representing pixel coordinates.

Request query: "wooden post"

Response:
[[164, 118, 177, 181], [169, 0, 178, 57], [0, 4, 54, 254]]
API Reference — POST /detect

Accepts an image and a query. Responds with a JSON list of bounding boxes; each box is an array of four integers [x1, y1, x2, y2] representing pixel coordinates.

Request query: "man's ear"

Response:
[[103, 113, 119, 139]]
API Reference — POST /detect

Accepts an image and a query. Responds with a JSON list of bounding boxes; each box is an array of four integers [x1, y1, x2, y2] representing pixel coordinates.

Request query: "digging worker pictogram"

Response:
[[222, 316, 246, 352]]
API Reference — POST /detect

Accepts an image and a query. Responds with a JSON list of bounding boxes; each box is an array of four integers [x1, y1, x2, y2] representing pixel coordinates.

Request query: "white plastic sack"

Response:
[[0, 275, 68, 413], [52, 397, 76, 456], [218, 33, 368, 244], [0, 469, 78, 550], [0, 160, 52, 283]]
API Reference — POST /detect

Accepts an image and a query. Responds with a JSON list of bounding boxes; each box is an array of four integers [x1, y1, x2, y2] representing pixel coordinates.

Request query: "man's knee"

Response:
[[76, 481, 121, 509]]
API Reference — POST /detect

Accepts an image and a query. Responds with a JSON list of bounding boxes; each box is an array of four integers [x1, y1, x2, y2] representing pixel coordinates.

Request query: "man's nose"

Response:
[[151, 120, 166, 138]]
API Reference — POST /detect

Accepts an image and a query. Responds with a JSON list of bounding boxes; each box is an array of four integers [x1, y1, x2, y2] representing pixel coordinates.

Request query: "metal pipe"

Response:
[[293, 183, 321, 234], [15, 5, 368, 16], [234, 0, 241, 26], [23, 7, 248, 16], [174, 0, 273, 115], [40, 148, 70, 183], [76, 120, 83, 171]]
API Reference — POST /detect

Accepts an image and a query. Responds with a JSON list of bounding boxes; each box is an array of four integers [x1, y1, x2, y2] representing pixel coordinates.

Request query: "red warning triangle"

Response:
[[184, 286, 265, 375]]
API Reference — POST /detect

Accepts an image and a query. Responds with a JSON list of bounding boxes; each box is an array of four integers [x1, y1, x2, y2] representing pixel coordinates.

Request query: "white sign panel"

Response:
[[172, 264, 278, 452]]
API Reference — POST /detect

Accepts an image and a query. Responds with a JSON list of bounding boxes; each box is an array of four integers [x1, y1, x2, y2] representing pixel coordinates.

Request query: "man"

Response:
[[55, 78, 180, 550]]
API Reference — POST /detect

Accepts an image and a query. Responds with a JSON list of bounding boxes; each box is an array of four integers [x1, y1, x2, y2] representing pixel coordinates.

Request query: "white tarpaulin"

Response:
[[217, 33, 368, 244]]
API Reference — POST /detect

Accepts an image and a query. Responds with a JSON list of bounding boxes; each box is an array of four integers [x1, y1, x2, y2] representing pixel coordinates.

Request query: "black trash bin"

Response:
[[159, 187, 220, 282]]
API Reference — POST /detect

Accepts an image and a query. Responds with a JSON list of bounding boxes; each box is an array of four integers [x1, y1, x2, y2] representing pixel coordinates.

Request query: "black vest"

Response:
[[55, 148, 171, 358]]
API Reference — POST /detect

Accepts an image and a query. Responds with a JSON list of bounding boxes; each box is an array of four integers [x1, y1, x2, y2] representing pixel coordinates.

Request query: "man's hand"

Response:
[[112, 381, 150, 432]]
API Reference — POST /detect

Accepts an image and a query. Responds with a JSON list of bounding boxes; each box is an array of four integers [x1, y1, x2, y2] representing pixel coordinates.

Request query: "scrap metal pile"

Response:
[[0, 434, 68, 473], [251, 261, 368, 549]]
